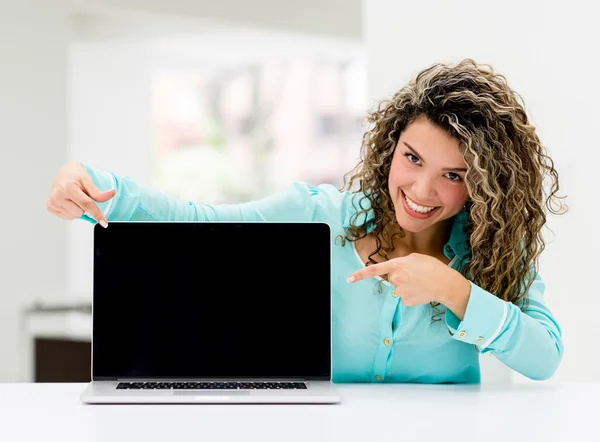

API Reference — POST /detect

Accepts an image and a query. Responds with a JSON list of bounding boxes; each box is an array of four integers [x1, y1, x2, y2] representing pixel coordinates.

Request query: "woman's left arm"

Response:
[[443, 273, 563, 381]]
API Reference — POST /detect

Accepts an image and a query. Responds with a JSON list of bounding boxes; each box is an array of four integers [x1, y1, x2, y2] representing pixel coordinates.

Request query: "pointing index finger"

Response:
[[72, 186, 108, 228], [347, 260, 396, 283]]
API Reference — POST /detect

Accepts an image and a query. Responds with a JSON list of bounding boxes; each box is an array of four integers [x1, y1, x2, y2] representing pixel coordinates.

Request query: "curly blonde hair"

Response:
[[340, 58, 567, 314]]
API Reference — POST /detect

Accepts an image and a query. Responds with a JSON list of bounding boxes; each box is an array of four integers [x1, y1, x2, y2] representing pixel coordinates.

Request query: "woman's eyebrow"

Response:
[[403, 142, 467, 173]]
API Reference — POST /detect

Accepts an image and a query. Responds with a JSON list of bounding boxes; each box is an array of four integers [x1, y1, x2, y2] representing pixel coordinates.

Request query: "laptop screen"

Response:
[[92, 221, 331, 381]]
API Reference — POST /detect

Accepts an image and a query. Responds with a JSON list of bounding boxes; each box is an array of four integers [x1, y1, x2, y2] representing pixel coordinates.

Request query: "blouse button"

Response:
[[375, 375, 383, 381], [391, 290, 398, 298], [383, 338, 392, 346], [458, 331, 467, 338]]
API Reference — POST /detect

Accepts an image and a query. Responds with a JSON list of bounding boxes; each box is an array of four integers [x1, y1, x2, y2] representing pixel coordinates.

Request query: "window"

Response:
[[150, 31, 366, 204]]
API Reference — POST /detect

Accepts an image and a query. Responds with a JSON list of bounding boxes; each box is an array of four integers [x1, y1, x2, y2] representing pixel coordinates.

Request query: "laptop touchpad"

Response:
[[173, 391, 251, 396]]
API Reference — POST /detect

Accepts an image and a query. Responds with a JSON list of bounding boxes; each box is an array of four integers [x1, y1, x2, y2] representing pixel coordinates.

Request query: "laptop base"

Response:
[[80, 380, 341, 404]]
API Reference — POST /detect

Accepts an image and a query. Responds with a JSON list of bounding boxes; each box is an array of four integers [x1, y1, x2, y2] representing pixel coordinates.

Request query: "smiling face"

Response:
[[388, 116, 470, 234]]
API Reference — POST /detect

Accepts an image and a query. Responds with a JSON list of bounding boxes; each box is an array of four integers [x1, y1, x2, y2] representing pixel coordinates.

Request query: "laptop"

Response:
[[80, 221, 341, 404]]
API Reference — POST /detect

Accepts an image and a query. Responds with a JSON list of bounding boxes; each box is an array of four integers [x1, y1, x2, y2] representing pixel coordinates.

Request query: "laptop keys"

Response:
[[117, 381, 307, 390]]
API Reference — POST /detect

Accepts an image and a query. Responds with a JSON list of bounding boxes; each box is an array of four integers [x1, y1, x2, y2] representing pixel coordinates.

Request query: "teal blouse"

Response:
[[80, 163, 563, 383]]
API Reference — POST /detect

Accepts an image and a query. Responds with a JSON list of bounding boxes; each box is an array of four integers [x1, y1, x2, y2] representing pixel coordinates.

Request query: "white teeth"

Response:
[[405, 195, 437, 213]]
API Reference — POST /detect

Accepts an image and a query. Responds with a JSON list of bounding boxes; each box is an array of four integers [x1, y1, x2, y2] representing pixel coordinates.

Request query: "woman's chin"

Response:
[[395, 207, 443, 233]]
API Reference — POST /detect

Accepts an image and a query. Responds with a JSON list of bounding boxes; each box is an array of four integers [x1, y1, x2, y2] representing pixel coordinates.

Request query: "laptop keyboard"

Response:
[[116, 381, 307, 390]]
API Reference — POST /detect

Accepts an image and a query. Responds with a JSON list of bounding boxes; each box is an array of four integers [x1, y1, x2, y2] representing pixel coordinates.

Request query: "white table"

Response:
[[0, 382, 593, 442]]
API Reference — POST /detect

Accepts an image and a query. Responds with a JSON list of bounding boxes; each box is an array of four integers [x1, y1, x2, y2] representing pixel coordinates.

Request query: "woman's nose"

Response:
[[412, 179, 437, 203]]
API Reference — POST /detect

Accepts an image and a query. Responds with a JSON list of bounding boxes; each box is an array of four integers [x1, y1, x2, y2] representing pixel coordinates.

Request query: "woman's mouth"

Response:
[[401, 191, 441, 219]]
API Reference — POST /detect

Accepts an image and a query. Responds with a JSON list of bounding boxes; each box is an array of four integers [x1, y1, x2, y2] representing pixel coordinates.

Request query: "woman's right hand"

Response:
[[46, 161, 116, 226]]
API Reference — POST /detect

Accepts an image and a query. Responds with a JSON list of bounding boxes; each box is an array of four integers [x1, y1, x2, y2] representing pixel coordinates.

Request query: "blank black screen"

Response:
[[92, 221, 331, 380]]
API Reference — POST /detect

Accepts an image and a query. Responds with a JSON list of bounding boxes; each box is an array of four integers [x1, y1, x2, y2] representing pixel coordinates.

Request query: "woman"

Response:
[[47, 58, 567, 383]]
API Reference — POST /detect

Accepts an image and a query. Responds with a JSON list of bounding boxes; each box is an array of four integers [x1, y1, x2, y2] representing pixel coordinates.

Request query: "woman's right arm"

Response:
[[47, 161, 330, 225]]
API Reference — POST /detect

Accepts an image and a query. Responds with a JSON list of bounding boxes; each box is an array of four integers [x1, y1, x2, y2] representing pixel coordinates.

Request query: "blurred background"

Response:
[[1, 0, 597, 385]]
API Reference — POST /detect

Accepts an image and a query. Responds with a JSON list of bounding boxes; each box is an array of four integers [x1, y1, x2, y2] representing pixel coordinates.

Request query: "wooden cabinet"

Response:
[[34, 337, 91, 382], [23, 302, 93, 383]]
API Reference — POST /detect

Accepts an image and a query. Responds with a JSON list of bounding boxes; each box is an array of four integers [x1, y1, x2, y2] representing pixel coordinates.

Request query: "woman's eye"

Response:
[[404, 153, 420, 164], [446, 173, 462, 182]]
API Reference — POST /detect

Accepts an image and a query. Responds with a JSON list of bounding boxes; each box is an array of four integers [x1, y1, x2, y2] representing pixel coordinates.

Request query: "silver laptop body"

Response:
[[80, 221, 341, 404]]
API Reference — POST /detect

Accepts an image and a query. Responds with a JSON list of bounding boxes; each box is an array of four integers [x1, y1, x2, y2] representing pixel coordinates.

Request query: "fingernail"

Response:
[[99, 220, 108, 228], [347, 276, 355, 283]]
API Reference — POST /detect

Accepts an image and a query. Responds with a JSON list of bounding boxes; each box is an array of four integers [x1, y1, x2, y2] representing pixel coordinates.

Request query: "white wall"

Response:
[[0, 0, 69, 381], [72, 0, 362, 40], [68, 40, 153, 296], [364, 0, 599, 382]]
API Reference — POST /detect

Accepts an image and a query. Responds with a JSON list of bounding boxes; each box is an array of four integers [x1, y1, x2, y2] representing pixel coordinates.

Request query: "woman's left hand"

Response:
[[347, 253, 471, 316]]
